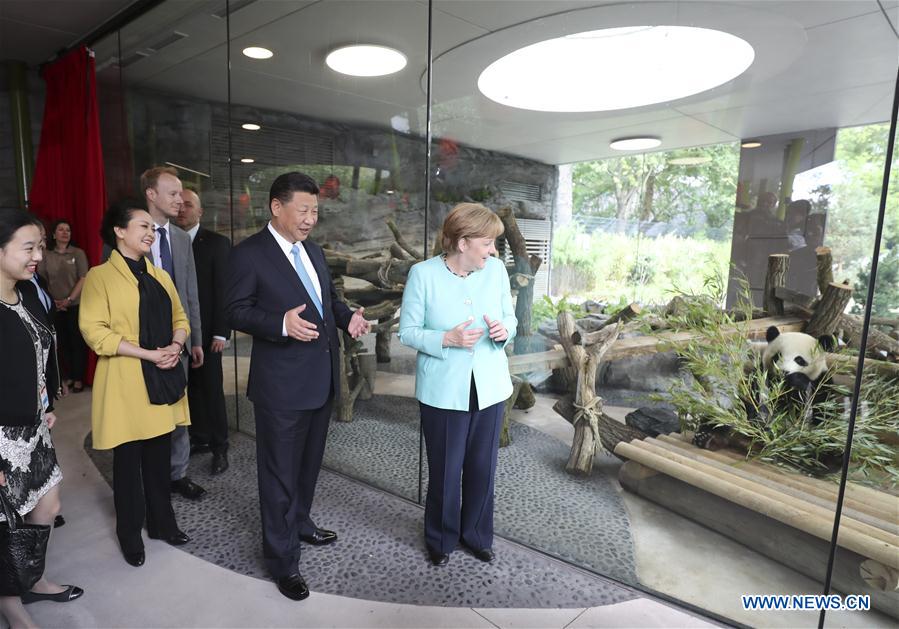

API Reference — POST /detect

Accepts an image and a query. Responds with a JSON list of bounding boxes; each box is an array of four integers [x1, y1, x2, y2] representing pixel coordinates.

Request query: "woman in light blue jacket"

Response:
[[398, 203, 517, 566]]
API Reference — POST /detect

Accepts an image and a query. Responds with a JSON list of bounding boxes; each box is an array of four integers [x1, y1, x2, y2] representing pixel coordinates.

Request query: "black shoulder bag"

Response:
[[0, 487, 50, 595]]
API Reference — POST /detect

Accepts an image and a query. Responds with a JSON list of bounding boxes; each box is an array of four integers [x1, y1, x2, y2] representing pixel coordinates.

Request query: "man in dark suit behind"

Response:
[[225, 171, 370, 601], [175, 188, 232, 475]]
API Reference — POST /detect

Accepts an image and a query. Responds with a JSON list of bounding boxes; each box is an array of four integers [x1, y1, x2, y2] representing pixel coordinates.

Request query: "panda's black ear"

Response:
[[818, 334, 836, 353], [766, 326, 781, 343]]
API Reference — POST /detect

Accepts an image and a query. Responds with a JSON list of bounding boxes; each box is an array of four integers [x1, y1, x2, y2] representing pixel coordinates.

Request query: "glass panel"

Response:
[[227, 0, 429, 502], [825, 118, 899, 626], [432, 0, 896, 625]]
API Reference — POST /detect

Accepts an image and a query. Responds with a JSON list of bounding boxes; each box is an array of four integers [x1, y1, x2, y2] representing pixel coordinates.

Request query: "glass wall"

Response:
[[86, 0, 897, 625]]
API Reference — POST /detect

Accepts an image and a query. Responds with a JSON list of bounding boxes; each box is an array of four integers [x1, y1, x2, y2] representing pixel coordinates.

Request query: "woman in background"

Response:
[[398, 203, 517, 566], [39, 219, 89, 393], [0, 210, 83, 629], [80, 200, 191, 568]]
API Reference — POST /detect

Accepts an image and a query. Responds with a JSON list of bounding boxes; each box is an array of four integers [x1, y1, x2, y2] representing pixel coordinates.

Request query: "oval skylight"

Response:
[[326, 45, 407, 77], [478, 26, 754, 112]]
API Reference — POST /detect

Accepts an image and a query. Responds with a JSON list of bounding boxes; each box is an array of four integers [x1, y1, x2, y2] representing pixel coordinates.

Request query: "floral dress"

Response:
[[0, 291, 62, 518]]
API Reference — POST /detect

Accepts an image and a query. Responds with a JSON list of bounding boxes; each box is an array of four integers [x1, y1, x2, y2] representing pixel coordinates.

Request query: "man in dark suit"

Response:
[[225, 171, 370, 601], [142, 166, 207, 502], [175, 188, 232, 475]]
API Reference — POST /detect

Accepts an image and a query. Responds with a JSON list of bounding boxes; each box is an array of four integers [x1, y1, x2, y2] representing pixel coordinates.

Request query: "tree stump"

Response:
[[376, 319, 392, 363], [500, 376, 525, 447], [513, 382, 536, 409], [816, 247, 834, 296], [764, 254, 790, 316], [806, 282, 852, 338]]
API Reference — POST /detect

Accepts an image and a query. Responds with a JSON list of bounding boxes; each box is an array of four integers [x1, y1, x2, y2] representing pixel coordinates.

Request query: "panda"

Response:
[[761, 326, 835, 422], [693, 326, 835, 450]]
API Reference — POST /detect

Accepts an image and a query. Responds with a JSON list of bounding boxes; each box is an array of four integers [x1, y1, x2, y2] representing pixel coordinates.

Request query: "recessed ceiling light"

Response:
[[668, 156, 712, 165], [242, 46, 273, 60], [741, 141, 762, 148], [610, 137, 661, 151], [241, 123, 261, 131], [478, 26, 754, 112], [326, 45, 406, 77], [240, 158, 255, 163]]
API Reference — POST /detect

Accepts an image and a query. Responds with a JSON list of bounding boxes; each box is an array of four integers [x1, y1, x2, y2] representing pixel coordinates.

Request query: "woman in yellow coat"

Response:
[[79, 199, 192, 568]]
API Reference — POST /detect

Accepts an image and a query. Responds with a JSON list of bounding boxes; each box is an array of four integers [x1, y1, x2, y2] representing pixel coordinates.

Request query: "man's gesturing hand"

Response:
[[285, 304, 319, 342], [443, 318, 484, 348], [348, 306, 370, 339]]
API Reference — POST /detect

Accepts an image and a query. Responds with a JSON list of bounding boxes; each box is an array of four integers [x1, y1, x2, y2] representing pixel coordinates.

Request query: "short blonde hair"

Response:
[[140, 166, 179, 196], [441, 203, 504, 253]]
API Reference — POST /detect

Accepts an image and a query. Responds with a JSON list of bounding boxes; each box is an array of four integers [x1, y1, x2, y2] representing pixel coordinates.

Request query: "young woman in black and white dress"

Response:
[[0, 210, 82, 629]]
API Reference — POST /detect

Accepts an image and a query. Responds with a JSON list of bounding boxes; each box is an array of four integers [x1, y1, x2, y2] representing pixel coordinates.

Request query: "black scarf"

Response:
[[122, 253, 187, 405]]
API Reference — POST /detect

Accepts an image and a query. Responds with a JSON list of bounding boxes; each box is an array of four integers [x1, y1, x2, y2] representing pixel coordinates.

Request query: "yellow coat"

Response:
[[79, 250, 191, 450]]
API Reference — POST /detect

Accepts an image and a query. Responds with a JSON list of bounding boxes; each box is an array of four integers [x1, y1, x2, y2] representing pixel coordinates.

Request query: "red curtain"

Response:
[[30, 46, 108, 385], [30, 46, 107, 266]]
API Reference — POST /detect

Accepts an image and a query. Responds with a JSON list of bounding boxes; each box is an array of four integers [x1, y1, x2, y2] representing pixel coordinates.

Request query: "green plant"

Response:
[[530, 295, 576, 332]]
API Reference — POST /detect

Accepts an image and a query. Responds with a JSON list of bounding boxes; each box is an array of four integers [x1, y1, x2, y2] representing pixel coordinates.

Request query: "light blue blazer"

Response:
[[398, 255, 517, 411]]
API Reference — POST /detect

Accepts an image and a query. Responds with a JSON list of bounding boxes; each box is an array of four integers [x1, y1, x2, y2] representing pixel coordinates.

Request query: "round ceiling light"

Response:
[[610, 137, 661, 151], [741, 140, 762, 148], [326, 45, 407, 77], [242, 47, 273, 60], [668, 156, 712, 165], [478, 26, 754, 112], [240, 158, 255, 163], [241, 123, 261, 131]]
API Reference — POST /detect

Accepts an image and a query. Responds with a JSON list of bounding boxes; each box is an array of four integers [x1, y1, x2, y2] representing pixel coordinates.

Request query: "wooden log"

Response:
[[764, 254, 790, 316], [601, 303, 642, 329], [386, 217, 423, 260], [376, 320, 392, 363], [860, 559, 899, 592], [497, 206, 542, 352], [513, 382, 536, 409], [341, 257, 415, 287], [500, 376, 525, 448], [360, 299, 401, 321], [774, 286, 816, 310], [389, 243, 409, 260], [344, 288, 404, 307], [614, 440, 899, 569], [356, 353, 376, 400], [872, 317, 899, 329], [806, 282, 853, 338], [839, 313, 899, 359], [816, 246, 834, 295]]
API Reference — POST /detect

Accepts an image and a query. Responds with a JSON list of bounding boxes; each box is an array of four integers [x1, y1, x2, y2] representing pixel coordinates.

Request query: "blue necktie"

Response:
[[290, 244, 323, 318], [157, 226, 175, 281]]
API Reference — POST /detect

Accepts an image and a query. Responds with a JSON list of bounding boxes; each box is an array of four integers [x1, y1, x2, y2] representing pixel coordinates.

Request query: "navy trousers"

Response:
[[253, 398, 332, 578], [420, 380, 503, 554]]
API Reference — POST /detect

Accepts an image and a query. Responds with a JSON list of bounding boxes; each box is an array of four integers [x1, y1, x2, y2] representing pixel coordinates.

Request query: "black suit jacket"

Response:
[[193, 226, 232, 347], [225, 227, 353, 411]]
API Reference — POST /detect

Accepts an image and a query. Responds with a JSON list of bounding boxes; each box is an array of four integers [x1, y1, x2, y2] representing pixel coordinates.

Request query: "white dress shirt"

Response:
[[150, 220, 170, 269], [267, 222, 323, 337]]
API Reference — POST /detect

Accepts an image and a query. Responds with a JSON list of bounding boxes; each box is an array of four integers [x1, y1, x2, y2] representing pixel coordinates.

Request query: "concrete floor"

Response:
[[16, 386, 718, 629]]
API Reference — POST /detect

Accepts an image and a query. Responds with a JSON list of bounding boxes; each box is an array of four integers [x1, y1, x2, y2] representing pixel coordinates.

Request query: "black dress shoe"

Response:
[[21, 585, 84, 605], [149, 530, 191, 546], [428, 549, 450, 566], [276, 574, 309, 601], [171, 477, 207, 500], [53, 514, 65, 528], [211, 451, 229, 475], [123, 550, 145, 567], [462, 542, 495, 563], [299, 528, 337, 546]]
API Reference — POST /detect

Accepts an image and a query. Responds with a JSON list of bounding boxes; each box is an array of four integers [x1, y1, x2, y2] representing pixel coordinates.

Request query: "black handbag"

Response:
[[0, 487, 50, 596]]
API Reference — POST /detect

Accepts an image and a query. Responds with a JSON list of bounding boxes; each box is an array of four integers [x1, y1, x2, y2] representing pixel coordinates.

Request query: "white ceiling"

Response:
[[88, 1, 899, 165], [0, 0, 135, 66]]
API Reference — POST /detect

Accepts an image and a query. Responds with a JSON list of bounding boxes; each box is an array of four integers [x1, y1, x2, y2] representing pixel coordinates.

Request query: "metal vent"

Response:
[[147, 31, 188, 52], [500, 180, 543, 202], [497, 218, 551, 298], [212, 0, 259, 18]]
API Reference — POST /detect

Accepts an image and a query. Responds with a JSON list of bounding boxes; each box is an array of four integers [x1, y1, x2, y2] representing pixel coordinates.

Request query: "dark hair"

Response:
[[268, 172, 319, 211], [101, 198, 147, 249], [0, 209, 43, 250], [48, 219, 73, 250]]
